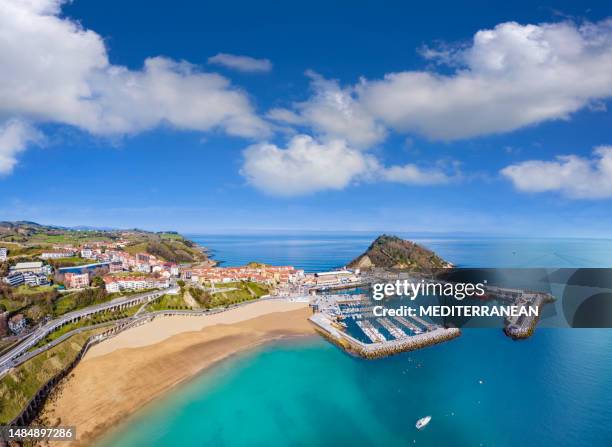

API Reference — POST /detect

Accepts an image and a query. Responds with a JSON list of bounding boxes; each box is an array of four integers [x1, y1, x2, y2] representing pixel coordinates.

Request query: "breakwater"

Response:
[[309, 313, 460, 359], [503, 293, 553, 340]]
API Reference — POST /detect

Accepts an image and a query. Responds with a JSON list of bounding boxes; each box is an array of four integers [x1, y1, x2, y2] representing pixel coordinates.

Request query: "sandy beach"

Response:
[[40, 300, 314, 446]]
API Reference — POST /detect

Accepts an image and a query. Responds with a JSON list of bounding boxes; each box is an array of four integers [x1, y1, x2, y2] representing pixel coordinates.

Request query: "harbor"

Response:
[[309, 294, 461, 359]]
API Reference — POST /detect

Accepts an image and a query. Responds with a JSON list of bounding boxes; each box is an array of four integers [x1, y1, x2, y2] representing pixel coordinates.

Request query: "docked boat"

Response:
[[416, 416, 431, 430]]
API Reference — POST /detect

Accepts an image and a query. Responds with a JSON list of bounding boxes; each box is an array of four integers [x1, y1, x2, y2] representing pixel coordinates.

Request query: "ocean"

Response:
[[188, 233, 612, 272], [98, 235, 612, 447]]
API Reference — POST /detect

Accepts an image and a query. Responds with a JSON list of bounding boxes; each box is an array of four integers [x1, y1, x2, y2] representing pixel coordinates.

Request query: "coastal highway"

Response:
[[0, 287, 178, 373], [0, 291, 306, 377], [3, 319, 125, 374]]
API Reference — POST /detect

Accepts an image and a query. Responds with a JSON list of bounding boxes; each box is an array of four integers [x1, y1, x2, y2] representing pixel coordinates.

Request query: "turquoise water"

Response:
[[100, 235, 612, 446]]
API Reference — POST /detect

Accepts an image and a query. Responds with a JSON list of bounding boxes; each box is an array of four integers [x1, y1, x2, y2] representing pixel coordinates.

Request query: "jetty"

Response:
[[503, 292, 553, 339], [377, 318, 407, 338], [356, 319, 386, 343], [394, 316, 423, 334]]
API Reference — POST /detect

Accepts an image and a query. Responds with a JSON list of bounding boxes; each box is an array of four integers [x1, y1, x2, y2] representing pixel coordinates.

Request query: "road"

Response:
[[0, 286, 178, 373]]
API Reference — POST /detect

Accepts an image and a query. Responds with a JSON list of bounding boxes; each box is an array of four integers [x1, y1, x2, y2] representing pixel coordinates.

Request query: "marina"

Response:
[[309, 294, 461, 358], [355, 319, 387, 343]]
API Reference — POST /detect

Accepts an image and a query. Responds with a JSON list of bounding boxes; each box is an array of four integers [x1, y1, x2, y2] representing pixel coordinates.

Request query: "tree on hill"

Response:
[[92, 276, 105, 288]]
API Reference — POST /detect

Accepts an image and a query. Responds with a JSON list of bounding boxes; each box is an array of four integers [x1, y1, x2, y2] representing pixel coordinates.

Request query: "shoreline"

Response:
[[40, 300, 315, 447], [96, 332, 318, 447]]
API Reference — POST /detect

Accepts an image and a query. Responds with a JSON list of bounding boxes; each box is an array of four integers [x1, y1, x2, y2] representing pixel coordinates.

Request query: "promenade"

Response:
[[0, 287, 178, 375]]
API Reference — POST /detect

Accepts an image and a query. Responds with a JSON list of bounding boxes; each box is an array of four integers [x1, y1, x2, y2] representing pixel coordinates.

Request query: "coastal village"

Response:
[[0, 238, 311, 337], [0, 225, 552, 433]]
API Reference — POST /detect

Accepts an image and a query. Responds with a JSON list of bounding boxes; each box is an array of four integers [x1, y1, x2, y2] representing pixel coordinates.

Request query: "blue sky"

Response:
[[1, 0, 612, 235]]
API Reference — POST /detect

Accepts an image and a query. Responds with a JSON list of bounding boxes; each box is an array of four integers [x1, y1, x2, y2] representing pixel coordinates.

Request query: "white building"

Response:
[[21, 272, 50, 287], [41, 251, 75, 259], [104, 280, 121, 293], [103, 275, 170, 293], [313, 270, 355, 285], [23, 272, 38, 286], [8, 314, 27, 334], [81, 247, 94, 258], [135, 263, 152, 273], [0, 247, 7, 261], [10, 261, 44, 274], [3, 272, 24, 287]]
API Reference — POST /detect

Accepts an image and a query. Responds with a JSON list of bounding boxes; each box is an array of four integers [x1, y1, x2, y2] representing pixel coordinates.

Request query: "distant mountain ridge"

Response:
[[348, 235, 451, 270]]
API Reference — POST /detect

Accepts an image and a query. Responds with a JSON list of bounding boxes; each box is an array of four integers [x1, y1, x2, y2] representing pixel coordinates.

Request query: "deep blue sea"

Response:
[[188, 233, 612, 272], [99, 235, 612, 447]]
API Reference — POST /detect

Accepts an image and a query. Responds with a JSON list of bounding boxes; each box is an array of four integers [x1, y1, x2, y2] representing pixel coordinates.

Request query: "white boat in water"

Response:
[[416, 416, 431, 430]]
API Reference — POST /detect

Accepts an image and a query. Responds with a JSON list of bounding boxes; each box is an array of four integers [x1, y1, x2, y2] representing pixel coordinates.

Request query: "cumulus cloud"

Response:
[[6, 1, 612, 199], [382, 163, 454, 185], [358, 20, 612, 140], [267, 71, 387, 148], [0, 0, 268, 170], [501, 146, 612, 199], [241, 135, 375, 195], [208, 53, 273, 73], [0, 120, 42, 175], [241, 135, 453, 196], [271, 20, 612, 144], [86, 57, 269, 137]]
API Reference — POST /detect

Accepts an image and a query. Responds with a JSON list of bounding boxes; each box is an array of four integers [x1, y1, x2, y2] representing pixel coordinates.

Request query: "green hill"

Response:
[[0, 221, 208, 264], [348, 235, 451, 271]]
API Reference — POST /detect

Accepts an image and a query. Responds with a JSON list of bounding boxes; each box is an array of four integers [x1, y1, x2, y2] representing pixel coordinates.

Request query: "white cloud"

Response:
[[272, 20, 612, 143], [208, 53, 272, 73], [86, 57, 269, 137], [357, 20, 612, 140], [501, 146, 612, 199], [382, 164, 453, 185], [242, 135, 376, 195], [266, 108, 303, 125], [0, 120, 42, 174], [241, 134, 453, 196], [0, 0, 108, 129], [0, 0, 268, 170], [267, 71, 387, 148]]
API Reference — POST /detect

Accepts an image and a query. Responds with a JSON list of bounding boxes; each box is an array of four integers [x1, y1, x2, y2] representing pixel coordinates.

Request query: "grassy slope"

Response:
[[123, 237, 206, 263], [189, 281, 269, 309], [0, 328, 104, 424], [146, 294, 188, 311], [0, 298, 27, 312], [52, 288, 141, 317], [12, 285, 56, 296], [46, 257, 97, 268], [0, 242, 47, 258]]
